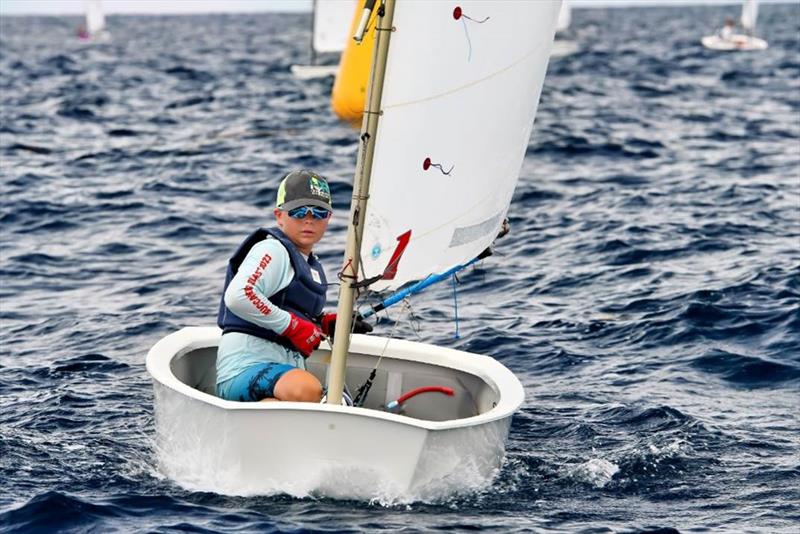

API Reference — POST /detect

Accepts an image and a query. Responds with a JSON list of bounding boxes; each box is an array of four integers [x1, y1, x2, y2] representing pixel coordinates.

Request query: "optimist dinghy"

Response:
[[147, 0, 561, 501], [702, 0, 768, 51], [290, 0, 355, 79], [77, 0, 110, 42]]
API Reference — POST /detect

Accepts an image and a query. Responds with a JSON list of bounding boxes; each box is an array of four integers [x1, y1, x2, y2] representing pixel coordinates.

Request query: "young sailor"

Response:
[[216, 169, 370, 402], [719, 17, 736, 41]]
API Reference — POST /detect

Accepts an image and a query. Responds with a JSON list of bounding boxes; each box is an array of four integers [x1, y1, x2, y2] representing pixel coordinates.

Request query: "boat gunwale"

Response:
[[146, 326, 525, 431]]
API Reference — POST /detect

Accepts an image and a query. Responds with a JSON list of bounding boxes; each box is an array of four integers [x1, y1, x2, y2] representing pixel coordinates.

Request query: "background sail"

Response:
[[360, 1, 561, 291], [557, 0, 571, 33], [85, 0, 105, 35], [313, 0, 356, 54], [740, 0, 758, 32]]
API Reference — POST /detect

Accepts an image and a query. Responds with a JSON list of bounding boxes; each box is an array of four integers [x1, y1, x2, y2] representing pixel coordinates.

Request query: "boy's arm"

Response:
[[224, 239, 293, 333]]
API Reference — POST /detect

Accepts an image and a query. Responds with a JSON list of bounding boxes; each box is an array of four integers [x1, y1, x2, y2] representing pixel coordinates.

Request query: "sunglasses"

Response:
[[286, 206, 331, 220]]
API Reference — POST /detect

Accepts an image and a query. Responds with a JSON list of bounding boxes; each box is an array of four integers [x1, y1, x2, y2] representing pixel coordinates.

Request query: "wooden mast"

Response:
[[326, 0, 396, 405]]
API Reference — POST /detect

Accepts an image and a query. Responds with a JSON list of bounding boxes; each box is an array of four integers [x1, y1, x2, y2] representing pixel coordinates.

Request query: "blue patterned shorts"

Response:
[[216, 362, 296, 402]]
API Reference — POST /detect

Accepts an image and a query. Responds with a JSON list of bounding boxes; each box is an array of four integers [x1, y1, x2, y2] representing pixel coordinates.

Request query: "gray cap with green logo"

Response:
[[276, 169, 332, 211]]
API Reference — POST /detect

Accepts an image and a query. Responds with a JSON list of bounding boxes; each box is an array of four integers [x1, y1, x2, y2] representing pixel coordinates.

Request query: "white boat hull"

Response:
[[701, 34, 767, 51], [147, 327, 524, 502]]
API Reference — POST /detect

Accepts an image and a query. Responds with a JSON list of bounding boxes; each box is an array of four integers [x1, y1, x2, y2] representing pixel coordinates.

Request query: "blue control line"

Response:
[[359, 247, 492, 319]]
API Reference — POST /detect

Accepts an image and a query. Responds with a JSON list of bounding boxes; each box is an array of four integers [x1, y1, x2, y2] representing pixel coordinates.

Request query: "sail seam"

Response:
[[382, 41, 549, 110]]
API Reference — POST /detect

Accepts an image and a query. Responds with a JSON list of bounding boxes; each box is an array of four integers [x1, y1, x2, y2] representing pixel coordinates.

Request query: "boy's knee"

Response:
[[275, 370, 322, 402]]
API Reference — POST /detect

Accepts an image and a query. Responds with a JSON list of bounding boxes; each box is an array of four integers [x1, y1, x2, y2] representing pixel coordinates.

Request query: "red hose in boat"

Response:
[[396, 386, 455, 405]]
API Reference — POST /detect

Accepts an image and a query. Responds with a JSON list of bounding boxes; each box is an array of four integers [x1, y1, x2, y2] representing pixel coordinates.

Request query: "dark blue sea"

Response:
[[1, 4, 799, 533]]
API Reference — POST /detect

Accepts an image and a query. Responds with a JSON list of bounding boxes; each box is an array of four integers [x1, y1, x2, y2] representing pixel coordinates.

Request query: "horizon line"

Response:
[[1, 0, 797, 17]]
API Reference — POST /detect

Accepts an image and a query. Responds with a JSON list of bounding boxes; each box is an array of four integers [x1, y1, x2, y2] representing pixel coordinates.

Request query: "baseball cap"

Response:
[[276, 169, 333, 211]]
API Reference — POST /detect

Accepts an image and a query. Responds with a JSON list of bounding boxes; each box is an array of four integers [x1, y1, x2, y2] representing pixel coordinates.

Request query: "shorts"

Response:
[[216, 362, 296, 402]]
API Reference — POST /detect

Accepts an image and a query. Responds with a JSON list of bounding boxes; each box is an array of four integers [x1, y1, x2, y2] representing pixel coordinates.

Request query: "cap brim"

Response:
[[279, 198, 332, 211]]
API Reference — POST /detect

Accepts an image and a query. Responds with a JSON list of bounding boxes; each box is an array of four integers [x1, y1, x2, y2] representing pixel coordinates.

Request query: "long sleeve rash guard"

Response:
[[223, 238, 294, 335], [216, 238, 305, 387]]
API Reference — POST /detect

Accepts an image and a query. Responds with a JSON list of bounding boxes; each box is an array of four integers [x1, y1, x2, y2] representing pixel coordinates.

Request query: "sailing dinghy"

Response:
[[290, 0, 356, 80], [147, 0, 561, 501], [701, 0, 767, 51], [78, 0, 110, 42], [551, 0, 578, 58]]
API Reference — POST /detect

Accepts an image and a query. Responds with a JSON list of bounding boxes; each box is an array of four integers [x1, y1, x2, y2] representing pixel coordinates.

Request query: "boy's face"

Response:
[[274, 207, 331, 255]]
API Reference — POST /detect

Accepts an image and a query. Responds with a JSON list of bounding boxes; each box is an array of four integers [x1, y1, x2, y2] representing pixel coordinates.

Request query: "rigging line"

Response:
[[337, 257, 356, 283], [379, 299, 414, 360], [452, 273, 460, 339], [351, 298, 411, 407], [382, 40, 549, 111], [351, 229, 379, 291]]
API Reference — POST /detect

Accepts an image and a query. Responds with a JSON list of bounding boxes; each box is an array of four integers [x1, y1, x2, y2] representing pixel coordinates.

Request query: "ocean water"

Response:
[[1, 5, 799, 533]]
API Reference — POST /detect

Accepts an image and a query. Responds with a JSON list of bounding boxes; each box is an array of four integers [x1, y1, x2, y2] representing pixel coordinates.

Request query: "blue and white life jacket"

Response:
[[217, 227, 327, 350]]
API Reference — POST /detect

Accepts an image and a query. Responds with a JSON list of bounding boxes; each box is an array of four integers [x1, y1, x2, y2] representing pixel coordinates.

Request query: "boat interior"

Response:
[[170, 346, 500, 421]]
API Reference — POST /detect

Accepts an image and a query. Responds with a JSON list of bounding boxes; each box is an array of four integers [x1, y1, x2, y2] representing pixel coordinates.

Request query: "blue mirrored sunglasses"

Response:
[[286, 206, 331, 220]]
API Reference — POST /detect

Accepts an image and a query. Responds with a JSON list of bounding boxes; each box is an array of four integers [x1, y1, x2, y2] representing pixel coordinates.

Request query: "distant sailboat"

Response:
[[77, 0, 110, 42], [701, 0, 767, 51], [551, 0, 578, 58], [556, 0, 570, 32], [290, 0, 356, 80]]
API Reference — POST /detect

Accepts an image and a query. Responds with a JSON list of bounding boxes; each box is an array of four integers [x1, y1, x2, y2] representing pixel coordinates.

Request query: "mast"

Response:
[[310, 0, 318, 65], [326, 0, 396, 405]]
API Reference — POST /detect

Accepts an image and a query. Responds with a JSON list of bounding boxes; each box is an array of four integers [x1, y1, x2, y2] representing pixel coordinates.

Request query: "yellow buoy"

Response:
[[331, 2, 375, 125]]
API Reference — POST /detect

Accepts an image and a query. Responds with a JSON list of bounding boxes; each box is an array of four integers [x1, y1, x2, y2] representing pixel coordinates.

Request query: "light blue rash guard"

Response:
[[216, 237, 311, 390]]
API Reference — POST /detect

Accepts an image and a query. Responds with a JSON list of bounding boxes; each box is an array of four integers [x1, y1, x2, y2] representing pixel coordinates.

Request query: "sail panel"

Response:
[[557, 0, 571, 33], [85, 0, 105, 35], [313, 0, 356, 54], [740, 0, 758, 32], [360, 1, 561, 291]]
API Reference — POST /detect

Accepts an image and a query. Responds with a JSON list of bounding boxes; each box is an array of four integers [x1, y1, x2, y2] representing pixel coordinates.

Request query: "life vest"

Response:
[[217, 227, 327, 351]]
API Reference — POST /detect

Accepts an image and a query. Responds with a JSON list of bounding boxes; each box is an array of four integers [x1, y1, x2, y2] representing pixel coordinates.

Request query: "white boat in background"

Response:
[[551, 0, 578, 58], [701, 0, 768, 51], [78, 0, 110, 42], [148, 0, 561, 501], [290, 0, 355, 80]]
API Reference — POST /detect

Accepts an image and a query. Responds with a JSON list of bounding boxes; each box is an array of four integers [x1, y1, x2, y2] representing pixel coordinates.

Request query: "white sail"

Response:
[[313, 0, 356, 54], [358, 1, 561, 291], [85, 0, 105, 36], [740, 0, 758, 32], [557, 0, 571, 33]]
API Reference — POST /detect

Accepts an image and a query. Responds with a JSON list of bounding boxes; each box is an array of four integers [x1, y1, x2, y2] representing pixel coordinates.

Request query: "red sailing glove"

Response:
[[320, 313, 337, 337], [281, 313, 323, 357], [319, 312, 373, 341]]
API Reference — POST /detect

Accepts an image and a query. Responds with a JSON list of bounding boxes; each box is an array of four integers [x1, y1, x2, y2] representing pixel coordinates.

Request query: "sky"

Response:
[[0, 0, 795, 16]]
